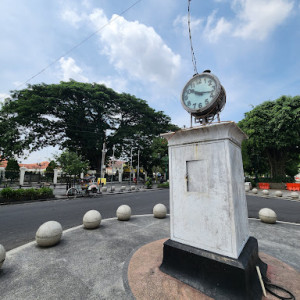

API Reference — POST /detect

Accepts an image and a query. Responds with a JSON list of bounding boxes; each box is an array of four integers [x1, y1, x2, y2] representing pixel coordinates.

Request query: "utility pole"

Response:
[[130, 148, 133, 186], [101, 142, 107, 179], [111, 145, 115, 192], [137, 149, 140, 185]]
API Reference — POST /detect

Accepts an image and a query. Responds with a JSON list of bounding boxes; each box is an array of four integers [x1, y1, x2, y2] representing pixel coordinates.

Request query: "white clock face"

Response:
[[182, 74, 219, 112]]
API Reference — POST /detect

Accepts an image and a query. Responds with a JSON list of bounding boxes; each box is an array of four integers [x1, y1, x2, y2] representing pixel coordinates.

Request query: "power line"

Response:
[[188, 0, 198, 75], [0, 0, 142, 102]]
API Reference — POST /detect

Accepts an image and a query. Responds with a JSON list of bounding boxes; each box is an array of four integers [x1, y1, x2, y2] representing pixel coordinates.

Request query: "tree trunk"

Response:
[[266, 149, 287, 178]]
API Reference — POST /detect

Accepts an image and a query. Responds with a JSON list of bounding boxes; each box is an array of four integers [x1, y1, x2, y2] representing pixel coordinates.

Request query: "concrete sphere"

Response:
[[258, 208, 277, 224], [116, 205, 131, 221], [102, 187, 107, 192], [153, 204, 167, 219], [36, 221, 63, 247], [83, 210, 102, 229], [252, 188, 258, 194], [262, 189, 269, 195], [120, 186, 126, 192], [245, 186, 250, 192], [291, 192, 299, 199], [275, 191, 283, 197], [131, 186, 136, 191], [0, 244, 6, 269], [111, 186, 115, 192]]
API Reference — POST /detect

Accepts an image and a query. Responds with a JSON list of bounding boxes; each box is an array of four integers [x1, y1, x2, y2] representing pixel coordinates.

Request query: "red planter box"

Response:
[[258, 183, 270, 190], [286, 183, 300, 191]]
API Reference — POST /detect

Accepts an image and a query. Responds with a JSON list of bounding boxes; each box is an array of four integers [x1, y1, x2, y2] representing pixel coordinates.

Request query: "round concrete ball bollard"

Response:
[[258, 208, 277, 224], [153, 204, 167, 219], [131, 186, 136, 191], [290, 192, 299, 199], [36, 221, 63, 247], [102, 187, 107, 192], [245, 186, 250, 192], [121, 186, 126, 191], [0, 244, 6, 269], [111, 186, 115, 192], [275, 190, 283, 197], [262, 189, 269, 195], [83, 210, 102, 229], [116, 205, 131, 221], [252, 188, 258, 194]]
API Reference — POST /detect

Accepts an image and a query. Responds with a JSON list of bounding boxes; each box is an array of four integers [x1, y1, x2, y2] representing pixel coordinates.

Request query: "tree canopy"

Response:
[[54, 151, 89, 176], [5, 158, 20, 181], [0, 81, 178, 172], [238, 95, 300, 179]]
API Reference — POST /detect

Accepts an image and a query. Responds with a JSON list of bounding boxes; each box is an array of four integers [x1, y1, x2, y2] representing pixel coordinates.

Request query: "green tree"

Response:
[[55, 151, 89, 177], [0, 81, 178, 172], [238, 95, 300, 178], [45, 160, 57, 180], [147, 137, 169, 176], [5, 158, 20, 181]]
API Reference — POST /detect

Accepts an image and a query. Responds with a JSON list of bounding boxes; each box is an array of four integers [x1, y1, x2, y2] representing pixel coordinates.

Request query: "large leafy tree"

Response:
[[238, 95, 300, 178], [0, 81, 178, 172], [55, 151, 89, 177]]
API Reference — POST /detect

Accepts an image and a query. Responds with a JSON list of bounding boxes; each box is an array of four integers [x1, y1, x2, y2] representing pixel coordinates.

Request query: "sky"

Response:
[[0, 0, 299, 163]]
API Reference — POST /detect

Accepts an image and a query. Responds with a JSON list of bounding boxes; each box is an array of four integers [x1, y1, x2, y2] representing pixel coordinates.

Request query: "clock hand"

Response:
[[201, 90, 214, 93], [193, 90, 204, 96], [192, 90, 214, 96]]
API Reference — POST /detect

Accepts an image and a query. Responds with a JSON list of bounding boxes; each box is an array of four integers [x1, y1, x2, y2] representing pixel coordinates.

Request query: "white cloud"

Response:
[[173, 15, 203, 34], [204, 10, 232, 43], [61, 9, 86, 28], [88, 10, 181, 88], [233, 0, 294, 40], [203, 0, 294, 42], [0, 93, 10, 106], [59, 57, 89, 82], [97, 76, 128, 93]]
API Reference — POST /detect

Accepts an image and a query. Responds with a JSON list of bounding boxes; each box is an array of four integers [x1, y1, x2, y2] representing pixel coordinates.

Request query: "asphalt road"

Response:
[[0, 189, 299, 251]]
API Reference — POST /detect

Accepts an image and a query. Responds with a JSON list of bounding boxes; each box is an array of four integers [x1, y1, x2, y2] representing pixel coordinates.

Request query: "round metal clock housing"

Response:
[[181, 71, 226, 119]]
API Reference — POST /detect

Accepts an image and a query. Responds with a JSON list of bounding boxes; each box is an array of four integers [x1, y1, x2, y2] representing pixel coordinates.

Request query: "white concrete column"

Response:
[[53, 169, 59, 185], [144, 171, 147, 181], [119, 171, 122, 183], [19, 167, 26, 186], [80, 172, 84, 179]]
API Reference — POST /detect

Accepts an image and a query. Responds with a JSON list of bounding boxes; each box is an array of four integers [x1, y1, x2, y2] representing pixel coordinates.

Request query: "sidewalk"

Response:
[[0, 215, 299, 299], [246, 188, 300, 201]]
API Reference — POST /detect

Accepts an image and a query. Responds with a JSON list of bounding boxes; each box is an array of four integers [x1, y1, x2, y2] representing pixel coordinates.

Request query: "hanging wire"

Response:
[[188, 0, 198, 75], [0, 0, 142, 102]]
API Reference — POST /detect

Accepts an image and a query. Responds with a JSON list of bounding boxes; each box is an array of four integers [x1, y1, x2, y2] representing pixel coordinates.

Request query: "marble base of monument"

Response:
[[160, 237, 267, 300]]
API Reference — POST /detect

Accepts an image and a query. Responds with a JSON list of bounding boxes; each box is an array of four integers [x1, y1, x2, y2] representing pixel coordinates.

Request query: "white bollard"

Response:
[[36, 221, 63, 247], [0, 244, 6, 269], [252, 188, 258, 194], [153, 204, 167, 219], [258, 208, 277, 224], [116, 205, 131, 221], [102, 187, 107, 192], [290, 192, 299, 199], [83, 210, 102, 229], [262, 189, 269, 195], [274, 191, 282, 197]]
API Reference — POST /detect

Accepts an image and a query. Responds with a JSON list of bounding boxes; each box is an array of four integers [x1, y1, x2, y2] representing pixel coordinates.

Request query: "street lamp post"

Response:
[[100, 142, 107, 191], [137, 149, 140, 186], [111, 145, 115, 192], [130, 148, 133, 186]]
